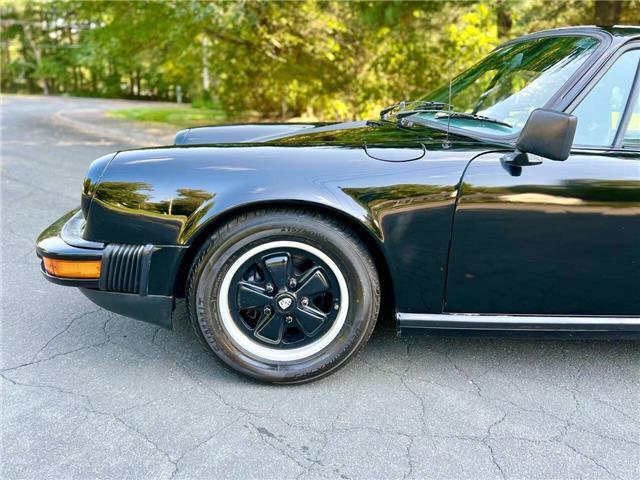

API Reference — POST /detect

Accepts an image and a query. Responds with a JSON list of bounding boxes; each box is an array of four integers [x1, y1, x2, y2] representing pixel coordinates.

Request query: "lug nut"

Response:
[[301, 297, 309, 307], [264, 306, 272, 315], [285, 315, 294, 324], [265, 283, 274, 293], [288, 278, 297, 288]]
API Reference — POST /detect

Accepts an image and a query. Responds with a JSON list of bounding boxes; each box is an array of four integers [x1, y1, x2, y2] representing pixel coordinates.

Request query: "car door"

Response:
[[444, 46, 640, 316]]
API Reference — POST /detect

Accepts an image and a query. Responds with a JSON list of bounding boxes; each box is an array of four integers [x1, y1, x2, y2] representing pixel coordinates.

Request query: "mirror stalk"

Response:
[[501, 149, 542, 167]]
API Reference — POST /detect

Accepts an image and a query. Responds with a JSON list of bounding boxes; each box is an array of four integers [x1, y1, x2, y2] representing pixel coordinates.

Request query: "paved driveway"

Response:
[[2, 95, 638, 479]]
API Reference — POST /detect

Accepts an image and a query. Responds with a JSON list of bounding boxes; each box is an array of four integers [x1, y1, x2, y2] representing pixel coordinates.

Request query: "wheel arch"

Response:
[[172, 200, 396, 321]]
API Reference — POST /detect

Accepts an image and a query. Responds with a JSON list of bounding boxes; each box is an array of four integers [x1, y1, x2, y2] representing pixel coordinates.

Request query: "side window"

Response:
[[572, 50, 640, 147], [622, 94, 640, 149]]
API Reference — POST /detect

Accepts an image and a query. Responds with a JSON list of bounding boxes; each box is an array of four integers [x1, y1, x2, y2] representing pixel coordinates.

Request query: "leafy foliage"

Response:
[[1, 0, 638, 121]]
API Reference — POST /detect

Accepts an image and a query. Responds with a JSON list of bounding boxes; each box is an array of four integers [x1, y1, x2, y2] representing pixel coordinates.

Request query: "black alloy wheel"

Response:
[[186, 209, 380, 383], [228, 247, 342, 349]]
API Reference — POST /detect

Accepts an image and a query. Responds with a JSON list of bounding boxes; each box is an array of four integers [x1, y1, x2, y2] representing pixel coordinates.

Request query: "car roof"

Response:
[[601, 25, 640, 37], [519, 25, 640, 39], [496, 26, 640, 52]]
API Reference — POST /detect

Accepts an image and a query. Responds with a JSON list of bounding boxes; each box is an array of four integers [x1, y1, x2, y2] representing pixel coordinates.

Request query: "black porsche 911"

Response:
[[37, 26, 640, 383]]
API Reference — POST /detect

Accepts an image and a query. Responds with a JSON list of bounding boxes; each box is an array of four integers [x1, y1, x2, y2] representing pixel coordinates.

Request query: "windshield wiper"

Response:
[[380, 100, 451, 121], [396, 108, 445, 120], [433, 111, 512, 128]]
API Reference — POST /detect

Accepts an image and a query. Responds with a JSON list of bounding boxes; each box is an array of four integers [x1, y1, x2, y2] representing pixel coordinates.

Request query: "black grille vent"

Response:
[[100, 244, 154, 294]]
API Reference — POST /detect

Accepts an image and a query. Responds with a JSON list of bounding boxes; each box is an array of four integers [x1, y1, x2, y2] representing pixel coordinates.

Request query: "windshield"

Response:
[[414, 35, 600, 136]]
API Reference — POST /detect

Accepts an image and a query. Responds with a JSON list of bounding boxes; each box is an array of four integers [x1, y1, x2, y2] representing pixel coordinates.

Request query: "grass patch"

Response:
[[108, 105, 227, 129]]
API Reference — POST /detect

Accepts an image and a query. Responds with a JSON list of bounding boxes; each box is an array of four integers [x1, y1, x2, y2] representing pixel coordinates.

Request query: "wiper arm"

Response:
[[396, 108, 446, 120], [380, 100, 451, 121], [433, 111, 512, 128]]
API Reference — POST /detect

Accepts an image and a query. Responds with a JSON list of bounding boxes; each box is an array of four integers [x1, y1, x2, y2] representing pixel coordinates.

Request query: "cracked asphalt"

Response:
[[2, 95, 639, 480]]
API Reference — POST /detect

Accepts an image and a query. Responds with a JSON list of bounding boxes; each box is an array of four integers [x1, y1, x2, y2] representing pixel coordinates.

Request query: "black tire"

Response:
[[186, 209, 380, 384]]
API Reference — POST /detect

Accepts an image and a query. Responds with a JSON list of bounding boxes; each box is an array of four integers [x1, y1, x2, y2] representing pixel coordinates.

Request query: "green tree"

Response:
[[2, 0, 638, 120]]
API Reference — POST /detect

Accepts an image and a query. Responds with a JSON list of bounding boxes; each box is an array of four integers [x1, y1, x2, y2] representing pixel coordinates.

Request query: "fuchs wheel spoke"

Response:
[[222, 240, 350, 356], [262, 253, 291, 289], [294, 306, 327, 335], [255, 312, 285, 344], [296, 268, 331, 297], [236, 281, 272, 310]]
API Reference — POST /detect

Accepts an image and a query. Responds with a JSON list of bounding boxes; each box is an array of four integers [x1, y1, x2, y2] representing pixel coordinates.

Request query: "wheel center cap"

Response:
[[276, 294, 295, 312]]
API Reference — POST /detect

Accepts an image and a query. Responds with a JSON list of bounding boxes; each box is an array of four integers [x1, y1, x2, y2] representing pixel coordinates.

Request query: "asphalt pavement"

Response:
[[1, 95, 638, 480]]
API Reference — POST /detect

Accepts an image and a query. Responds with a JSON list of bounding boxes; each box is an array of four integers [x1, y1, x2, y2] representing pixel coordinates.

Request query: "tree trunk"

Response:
[[22, 22, 48, 94], [202, 36, 211, 94], [72, 67, 79, 92], [90, 68, 97, 93], [496, 0, 512, 39], [594, 0, 623, 25]]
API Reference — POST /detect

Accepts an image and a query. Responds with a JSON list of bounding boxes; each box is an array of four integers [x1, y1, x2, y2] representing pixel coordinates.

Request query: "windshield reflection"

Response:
[[416, 35, 599, 135]]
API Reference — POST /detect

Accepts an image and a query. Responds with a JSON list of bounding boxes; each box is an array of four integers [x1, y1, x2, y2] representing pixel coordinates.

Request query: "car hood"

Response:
[[174, 122, 327, 145], [174, 120, 491, 151]]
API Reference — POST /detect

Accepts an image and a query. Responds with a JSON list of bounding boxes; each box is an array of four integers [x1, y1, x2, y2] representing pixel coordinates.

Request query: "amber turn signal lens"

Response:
[[43, 257, 101, 279]]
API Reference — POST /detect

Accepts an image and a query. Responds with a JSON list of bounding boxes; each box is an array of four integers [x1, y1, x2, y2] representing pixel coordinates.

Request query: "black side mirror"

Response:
[[503, 108, 577, 167]]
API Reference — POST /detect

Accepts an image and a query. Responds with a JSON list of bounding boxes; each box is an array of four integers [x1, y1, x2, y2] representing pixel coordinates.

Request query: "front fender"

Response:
[[85, 144, 478, 312], [85, 145, 383, 246], [177, 180, 381, 246]]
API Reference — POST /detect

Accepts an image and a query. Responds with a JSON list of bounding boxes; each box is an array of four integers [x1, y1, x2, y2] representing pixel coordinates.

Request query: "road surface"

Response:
[[1, 95, 638, 479]]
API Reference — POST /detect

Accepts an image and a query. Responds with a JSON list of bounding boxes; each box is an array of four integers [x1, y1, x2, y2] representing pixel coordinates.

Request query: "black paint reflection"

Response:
[[345, 184, 457, 313], [446, 152, 640, 315], [86, 181, 215, 245]]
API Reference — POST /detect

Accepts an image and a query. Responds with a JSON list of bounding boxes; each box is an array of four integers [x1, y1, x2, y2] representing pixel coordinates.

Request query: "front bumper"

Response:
[[37, 209, 104, 287], [36, 209, 182, 329]]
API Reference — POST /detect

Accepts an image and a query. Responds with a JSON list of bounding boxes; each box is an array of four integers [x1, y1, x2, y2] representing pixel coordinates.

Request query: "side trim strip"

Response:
[[397, 312, 640, 333]]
